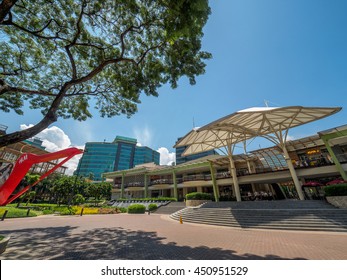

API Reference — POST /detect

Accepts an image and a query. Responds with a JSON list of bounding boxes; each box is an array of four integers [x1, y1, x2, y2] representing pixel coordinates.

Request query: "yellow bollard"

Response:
[[179, 214, 183, 224]]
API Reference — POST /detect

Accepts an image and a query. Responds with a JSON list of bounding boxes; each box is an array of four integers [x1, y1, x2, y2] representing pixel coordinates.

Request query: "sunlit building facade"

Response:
[[104, 124, 347, 200], [76, 136, 160, 181]]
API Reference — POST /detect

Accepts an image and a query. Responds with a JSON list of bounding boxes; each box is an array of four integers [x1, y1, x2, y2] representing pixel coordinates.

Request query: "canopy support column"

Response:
[[243, 141, 252, 174], [209, 162, 219, 202], [282, 145, 305, 200], [228, 153, 241, 202]]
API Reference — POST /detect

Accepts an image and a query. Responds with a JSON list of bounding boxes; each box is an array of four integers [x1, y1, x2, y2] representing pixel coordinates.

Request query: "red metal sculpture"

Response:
[[0, 147, 83, 206]]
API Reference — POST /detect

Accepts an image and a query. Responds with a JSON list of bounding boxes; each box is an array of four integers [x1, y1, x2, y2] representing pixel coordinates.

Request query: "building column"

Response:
[[144, 174, 148, 198], [172, 171, 178, 200], [183, 187, 188, 198], [209, 162, 219, 202], [251, 183, 256, 193], [322, 138, 347, 180], [282, 146, 305, 200], [121, 172, 125, 198]]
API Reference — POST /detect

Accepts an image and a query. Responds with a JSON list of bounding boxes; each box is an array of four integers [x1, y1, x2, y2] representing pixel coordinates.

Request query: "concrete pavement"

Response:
[[1, 213, 347, 260]]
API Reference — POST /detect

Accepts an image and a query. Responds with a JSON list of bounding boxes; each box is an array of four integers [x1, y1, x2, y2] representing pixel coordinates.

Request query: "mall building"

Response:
[[103, 107, 347, 201]]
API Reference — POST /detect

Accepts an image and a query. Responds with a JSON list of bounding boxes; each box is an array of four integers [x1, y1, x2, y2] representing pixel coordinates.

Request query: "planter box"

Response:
[[326, 196, 347, 209], [0, 236, 10, 255], [186, 200, 210, 207]]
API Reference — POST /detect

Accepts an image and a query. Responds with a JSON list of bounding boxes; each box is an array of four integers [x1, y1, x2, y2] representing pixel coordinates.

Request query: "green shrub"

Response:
[[324, 184, 347, 196], [54, 206, 78, 215], [73, 194, 85, 205], [42, 209, 55, 215], [148, 203, 158, 211], [118, 207, 127, 213], [185, 192, 212, 200], [127, 204, 146, 214], [116, 197, 177, 202]]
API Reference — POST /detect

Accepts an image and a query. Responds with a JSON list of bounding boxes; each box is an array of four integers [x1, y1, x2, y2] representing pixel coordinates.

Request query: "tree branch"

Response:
[[0, 84, 55, 96], [0, 83, 70, 148], [0, 0, 17, 24], [65, 0, 86, 80]]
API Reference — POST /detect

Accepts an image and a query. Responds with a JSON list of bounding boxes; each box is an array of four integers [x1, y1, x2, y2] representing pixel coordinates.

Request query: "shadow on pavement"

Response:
[[0, 226, 305, 260]]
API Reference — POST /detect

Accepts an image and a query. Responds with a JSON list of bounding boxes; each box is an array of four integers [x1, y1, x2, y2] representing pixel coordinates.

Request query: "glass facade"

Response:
[[134, 146, 160, 166], [77, 142, 117, 180], [76, 136, 160, 181]]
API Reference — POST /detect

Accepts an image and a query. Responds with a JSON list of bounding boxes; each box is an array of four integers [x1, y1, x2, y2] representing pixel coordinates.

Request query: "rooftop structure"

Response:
[[175, 106, 341, 201], [104, 123, 347, 201]]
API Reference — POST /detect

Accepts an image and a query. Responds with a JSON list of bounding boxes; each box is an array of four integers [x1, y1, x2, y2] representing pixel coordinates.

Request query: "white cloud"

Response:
[[20, 124, 81, 175], [63, 145, 85, 175], [133, 125, 152, 147], [20, 124, 71, 151], [157, 147, 176, 166], [286, 135, 296, 141]]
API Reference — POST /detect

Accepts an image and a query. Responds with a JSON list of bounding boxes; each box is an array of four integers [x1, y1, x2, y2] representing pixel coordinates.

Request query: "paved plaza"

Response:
[[1, 213, 347, 260]]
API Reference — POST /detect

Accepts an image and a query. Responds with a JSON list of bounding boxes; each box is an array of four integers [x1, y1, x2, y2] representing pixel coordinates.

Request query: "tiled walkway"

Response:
[[1, 213, 347, 260]]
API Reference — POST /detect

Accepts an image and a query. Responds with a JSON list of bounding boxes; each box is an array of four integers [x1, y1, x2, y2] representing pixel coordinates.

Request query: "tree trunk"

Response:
[[0, 112, 56, 147], [0, 0, 17, 23], [0, 85, 69, 148]]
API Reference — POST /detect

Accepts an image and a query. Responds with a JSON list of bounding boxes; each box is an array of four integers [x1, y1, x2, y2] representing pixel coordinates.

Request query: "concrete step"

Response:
[[169, 207, 347, 232], [202, 200, 338, 209], [153, 202, 186, 214]]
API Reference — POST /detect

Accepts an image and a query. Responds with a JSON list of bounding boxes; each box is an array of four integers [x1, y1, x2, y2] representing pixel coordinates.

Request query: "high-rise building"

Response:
[[175, 137, 219, 165], [113, 136, 137, 171], [76, 142, 117, 181], [76, 136, 160, 181], [134, 146, 160, 166]]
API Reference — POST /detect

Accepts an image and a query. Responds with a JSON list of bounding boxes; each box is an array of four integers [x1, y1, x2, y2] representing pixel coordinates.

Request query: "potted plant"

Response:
[[324, 183, 347, 208], [185, 192, 212, 207]]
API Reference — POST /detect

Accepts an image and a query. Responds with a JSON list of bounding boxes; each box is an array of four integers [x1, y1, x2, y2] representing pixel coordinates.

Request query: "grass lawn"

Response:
[[0, 203, 126, 218]]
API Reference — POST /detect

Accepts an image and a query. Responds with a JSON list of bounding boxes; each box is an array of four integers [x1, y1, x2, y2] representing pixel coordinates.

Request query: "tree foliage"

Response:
[[85, 181, 112, 205], [50, 174, 88, 205], [0, 0, 211, 147]]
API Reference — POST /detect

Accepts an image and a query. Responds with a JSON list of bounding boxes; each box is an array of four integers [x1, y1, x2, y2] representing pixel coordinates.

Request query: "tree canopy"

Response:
[[0, 0, 211, 147]]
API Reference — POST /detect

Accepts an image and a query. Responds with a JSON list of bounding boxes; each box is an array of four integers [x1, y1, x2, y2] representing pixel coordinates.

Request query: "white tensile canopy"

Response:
[[175, 106, 342, 201]]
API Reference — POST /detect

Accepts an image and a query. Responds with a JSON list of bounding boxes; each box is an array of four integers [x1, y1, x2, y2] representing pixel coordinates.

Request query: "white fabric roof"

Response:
[[175, 106, 341, 156]]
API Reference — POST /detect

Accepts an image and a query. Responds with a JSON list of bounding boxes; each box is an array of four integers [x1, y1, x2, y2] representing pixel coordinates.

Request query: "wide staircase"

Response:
[[170, 200, 347, 232], [153, 202, 186, 215]]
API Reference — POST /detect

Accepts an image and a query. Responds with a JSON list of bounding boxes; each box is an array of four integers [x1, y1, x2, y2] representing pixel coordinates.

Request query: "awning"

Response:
[[174, 106, 341, 201]]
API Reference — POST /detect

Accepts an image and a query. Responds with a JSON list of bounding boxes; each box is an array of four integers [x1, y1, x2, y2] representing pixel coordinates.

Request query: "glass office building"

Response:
[[76, 136, 160, 181], [113, 136, 137, 171], [77, 142, 117, 181], [134, 146, 160, 166]]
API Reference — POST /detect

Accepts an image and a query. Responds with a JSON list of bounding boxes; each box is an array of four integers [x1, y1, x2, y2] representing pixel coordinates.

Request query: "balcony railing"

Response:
[[112, 154, 346, 188], [149, 179, 173, 185], [114, 182, 144, 188], [336, 152, 347, 164], [182, 174, 209, 181]]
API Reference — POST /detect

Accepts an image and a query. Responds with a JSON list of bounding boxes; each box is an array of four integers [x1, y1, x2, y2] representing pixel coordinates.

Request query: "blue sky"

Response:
[[1, 0, 347, 170]]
